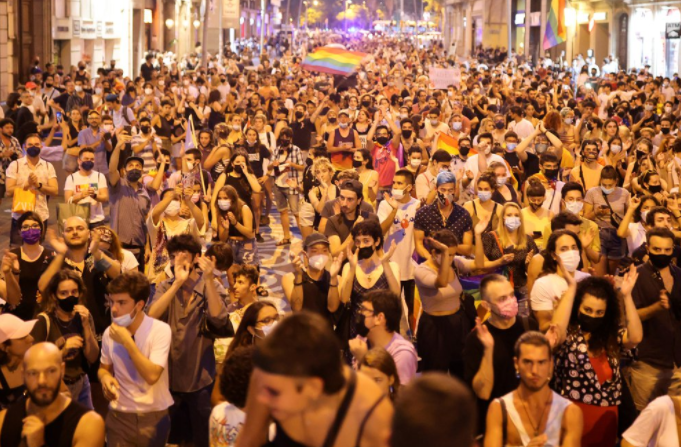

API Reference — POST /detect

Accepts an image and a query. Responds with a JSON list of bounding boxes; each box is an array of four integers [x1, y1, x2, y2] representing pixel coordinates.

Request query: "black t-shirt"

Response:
[[224, 173, 253, 205], [463, 316, 538, 434], [522, 152, 540, 180], [243, 143, 271, 178], [8, 247, 54, 321], [54, 92, 71, 111], [301, 270, 334, 328], [291, 118, 314, 150], [31, 313, 92, 380]]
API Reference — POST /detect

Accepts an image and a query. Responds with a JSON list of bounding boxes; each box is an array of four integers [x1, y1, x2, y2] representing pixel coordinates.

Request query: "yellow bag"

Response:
[[12, 188, 36, 213]]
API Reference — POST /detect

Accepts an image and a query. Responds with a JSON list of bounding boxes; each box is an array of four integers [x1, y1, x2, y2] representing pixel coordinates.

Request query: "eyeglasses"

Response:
[[359, 305, 375, 315], [257, 314, 280, 326], [20, 224, 41, 231]]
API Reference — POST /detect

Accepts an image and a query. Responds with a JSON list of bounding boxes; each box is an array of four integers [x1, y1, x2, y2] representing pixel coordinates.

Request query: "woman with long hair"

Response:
[[554, 108, 579, 153], [464, 173, 502, 234], [30, 270, 99, 408], [5, 212, 54, 320], [550, 266, 642, 447], [359, 347, 401, 401], [530, 229, 590, 332], [92, 226, 140, 272], [61, 108, 87, 173], [353, 148, 379, 208], [474, 202, 538, 315], [212, 185, 257, 266], [242, 127, 271, 241], [617, 195, 660, 256], [489, 162, 519, 205]]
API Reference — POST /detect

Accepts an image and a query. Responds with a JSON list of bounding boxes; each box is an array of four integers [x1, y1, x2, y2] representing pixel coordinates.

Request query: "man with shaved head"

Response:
[[0, 342, 104, 447], [38, 216, 121, 336]]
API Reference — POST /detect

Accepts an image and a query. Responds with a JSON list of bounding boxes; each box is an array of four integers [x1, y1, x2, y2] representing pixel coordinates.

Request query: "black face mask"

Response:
[[45, 83, 54, 88], [357, 246, 374, 260], [328, 117, 337, 124], [495, 122, 505, 129], [355, 312, 370, 337], [57, 295, 79, 313], [649, 252, 673, 270], [648, 184, 662, 193], [662, 127, 671, 135], [295, 111, 305, 120], [140, 126, 150, 134], [459, 146, 470, 156], [278, 139, 291, 147], [376, 136, 390, 146], [578, 312, 604, 333], [402, 130, 413, 139], [544, 168, 559, 179], [233, 165, 244, 174], [362, 100, 371, 107], [352, 159, 363, 168], [637, 150, 647, 159]]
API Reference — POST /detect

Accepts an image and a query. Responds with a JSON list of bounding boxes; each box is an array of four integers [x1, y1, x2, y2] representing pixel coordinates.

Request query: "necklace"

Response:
[[517, 390, 551, 437]]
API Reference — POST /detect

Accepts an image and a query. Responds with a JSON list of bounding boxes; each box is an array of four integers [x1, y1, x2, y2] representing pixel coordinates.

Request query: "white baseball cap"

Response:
[[0, 314, 37, 344]]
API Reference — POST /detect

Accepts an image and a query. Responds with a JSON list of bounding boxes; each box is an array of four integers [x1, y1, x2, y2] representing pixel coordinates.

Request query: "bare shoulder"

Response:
[[74, 410, 105, 447], [354, 372, 393, 446]]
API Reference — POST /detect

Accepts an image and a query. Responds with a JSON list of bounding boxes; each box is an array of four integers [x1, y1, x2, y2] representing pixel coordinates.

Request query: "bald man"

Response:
[[38, 216, 121, 336], [0, 342, 104, 447]]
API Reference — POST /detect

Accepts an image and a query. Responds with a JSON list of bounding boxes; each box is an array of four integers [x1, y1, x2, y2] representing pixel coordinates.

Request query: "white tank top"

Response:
[[499, 391, 572, 447]]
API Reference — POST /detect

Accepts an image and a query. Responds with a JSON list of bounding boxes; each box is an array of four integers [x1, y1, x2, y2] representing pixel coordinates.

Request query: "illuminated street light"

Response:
[[165, 18, 174, 28]]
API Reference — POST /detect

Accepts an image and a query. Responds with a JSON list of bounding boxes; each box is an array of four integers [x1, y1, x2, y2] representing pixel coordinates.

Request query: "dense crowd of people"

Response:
[[0, 30, 680, 447]]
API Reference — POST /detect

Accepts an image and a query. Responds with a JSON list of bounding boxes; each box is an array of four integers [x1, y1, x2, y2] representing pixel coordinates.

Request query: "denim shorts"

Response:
[[600, 227, 626, 260], [227, 238, 259, 265]]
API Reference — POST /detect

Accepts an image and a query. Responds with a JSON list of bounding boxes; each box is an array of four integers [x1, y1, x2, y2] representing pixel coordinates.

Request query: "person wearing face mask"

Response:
[[0, 119, 22, 201], [212, 183, 258, 269], [628, 228, 681, 413], [147, 235, 230, 447], [147, 187, 203, 286], [338, 220, 400, 359], [393, 119, 427, 167], [463, 275, 540, 435], [283, 232, 341, 328], [3, 212, 53, 321], [507, 105, 535, 140], [415, 170, 474, 259], [463, 133, 509, 190], [415, 149, 455, 205], [108, 131, 153, 267], [98, 271, 174, 447], [524, 152, 564, 215], [550, 269, 641, 447], [77, 109, 112, 175], [632, 99, 660, 135], [291, 101, 325, 153], [618, 195, 661, 257], [129, 116, 162, 175], [66, 80, 93, 113], [474, 202, 539, 314], [348, 290, 417, 385], [5, 134, 58, 248], [327, 110, 361, 171], [636, 169, 667, 202], [464, 174, 502, 235], [404, 146, 426, 185], [530, 230, 591, 332], [583, 166, 630, 275], [63, 148, 109, 228], [414, 230, 475, 377], [31, 270, 100, 408]]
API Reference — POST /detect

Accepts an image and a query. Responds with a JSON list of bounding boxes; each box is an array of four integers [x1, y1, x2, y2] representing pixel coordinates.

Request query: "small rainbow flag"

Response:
[[543, 0, 567, 50], [301, 47, 368, 76], [436, 132, 477, 157]]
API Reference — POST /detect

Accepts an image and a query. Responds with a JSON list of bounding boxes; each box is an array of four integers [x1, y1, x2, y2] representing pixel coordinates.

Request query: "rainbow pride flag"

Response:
[[301, 47, 368, 76], [543, 0, 567, 50], [436, 132, 477, 157]]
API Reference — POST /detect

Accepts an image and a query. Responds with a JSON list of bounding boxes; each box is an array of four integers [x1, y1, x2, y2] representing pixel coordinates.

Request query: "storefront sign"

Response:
[[104, 22, 116, 38], [53, 17, 72, 39], [73, 19, 80, 37], [429, 67, 460, 89], [80, 21, 97, 39], [666, 22, 681, 39]]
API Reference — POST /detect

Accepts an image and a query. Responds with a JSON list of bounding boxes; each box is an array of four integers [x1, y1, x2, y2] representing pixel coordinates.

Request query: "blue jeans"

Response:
[[67, 374, 93, 410], [227, 238, 259, 265], [168, 383, 213, 447]]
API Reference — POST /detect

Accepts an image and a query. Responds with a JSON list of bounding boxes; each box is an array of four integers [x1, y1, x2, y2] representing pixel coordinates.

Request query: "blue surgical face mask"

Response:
[[478, 191, 492, 202], [504, 216, 521, 231], [601, 186, 615, 195]]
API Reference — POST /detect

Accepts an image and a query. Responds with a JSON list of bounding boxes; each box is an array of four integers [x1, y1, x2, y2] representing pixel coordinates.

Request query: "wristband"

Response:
[[94, 257, 113, 272]]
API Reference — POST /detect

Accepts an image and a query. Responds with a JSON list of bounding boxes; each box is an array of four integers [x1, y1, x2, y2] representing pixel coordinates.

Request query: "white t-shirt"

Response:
[[377, 197, 419, 280], [622, 396, 678, 447], [64, 171, 108, 223], [508, 118, 535, 140], [626, 222, 647, 257], [100, 314, 174, 413], [463, 153, 508, 191], [121, 249, 139, 272], [209, 402, 246, 447], [530, 271, 591, 312]]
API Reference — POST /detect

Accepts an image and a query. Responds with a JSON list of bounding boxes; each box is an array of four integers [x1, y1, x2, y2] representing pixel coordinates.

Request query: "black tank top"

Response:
[[301, 270, 333, 327], [1, 397, 89, 447], [270, 372, 385, 447], [154, 115, 173, 138], [0, 368, 25, 411]]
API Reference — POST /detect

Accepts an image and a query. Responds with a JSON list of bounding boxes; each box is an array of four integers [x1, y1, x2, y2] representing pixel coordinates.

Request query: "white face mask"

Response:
[[391, 188, 405, 199], [640, 210, 649, 223], [558, 249, 581, 272], [410, 159, 421, 168], [218, 199, 231, 211], [261, 320, 278, 337], [144, 88, 153, 95], [74, 86, 83, 93], [165, 200, 181, 216], [183, 80, 190, 86], [158, 80, 165, 86], [565, 201, 583, 215], [186, 161, 195, 171], [308, 254, 329, 270], [112, 306, 138, 328], [95, 87, 103, 95], [103, 124, 114, 133]]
